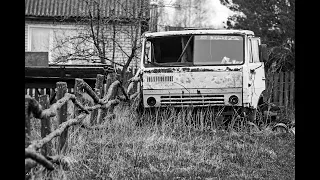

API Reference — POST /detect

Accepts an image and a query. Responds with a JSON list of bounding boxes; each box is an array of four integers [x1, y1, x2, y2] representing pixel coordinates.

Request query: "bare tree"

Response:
[[170, 0, 210, 28], [52, 0, 150, 79]]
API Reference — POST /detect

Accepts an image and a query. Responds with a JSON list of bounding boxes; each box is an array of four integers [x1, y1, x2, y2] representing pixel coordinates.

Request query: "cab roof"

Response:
[[144, 29, 255, 38]]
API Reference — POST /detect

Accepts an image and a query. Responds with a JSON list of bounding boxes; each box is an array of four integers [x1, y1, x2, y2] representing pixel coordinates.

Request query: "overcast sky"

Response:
[[158, 0, 235, 30]]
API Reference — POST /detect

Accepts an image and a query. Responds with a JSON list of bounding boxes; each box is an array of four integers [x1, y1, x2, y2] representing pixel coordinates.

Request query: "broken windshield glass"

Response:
[[144, 35, 243, 67]]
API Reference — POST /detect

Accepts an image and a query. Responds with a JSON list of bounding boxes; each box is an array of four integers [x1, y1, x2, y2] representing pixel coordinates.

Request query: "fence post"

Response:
[[100, 73, 115, 123], [74, 79, 83, 118], [105, 73, 114, 96], [284, 72, 289, 108], [279, 73, 284, 107], [91, 74, 104, 125], [56, 82, 68, 154], [268, 74, 274, 102], [25, 97, 31, 148], [273, 74, 279, 105], [39, 94, 52, 156], [35, 88, 39, 101], [290, 72, 295, 108]]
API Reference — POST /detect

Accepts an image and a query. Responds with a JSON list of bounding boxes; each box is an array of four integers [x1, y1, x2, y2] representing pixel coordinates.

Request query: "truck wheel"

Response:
[[272, 123, 288, 133]]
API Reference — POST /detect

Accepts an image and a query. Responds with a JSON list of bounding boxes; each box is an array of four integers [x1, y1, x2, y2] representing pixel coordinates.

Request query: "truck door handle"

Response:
[[262, 78, 266, 80]]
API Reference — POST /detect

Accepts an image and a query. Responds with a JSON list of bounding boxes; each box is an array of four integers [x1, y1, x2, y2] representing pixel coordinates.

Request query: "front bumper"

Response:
[[143, 88, 242, 108]]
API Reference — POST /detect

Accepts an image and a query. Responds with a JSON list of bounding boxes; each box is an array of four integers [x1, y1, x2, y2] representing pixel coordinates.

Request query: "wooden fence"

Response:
[[265, 71, 295, 108], [25, 71, 295, 109], [25, 69, 294, 109], [25, 73, 141, 174], [25, 68, 137, 102]]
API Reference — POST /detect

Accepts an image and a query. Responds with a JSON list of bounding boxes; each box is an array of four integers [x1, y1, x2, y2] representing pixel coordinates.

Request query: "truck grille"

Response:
[[160, 94, 225, 106], [147, 76, 173, 82]]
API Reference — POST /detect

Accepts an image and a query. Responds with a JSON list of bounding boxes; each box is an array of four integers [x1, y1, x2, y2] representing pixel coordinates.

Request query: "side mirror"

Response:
[[259, 44, 268, 62]]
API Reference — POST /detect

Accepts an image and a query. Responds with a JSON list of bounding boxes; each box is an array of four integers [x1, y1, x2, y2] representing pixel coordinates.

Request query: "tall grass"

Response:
[[27, 104, 295, 180]]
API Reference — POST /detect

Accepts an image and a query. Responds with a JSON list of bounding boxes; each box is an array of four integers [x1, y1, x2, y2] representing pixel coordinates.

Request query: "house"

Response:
[[25, 0, 153, 68]]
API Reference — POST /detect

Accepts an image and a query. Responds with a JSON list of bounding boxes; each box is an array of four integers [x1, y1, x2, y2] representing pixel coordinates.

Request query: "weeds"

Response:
[[28, 105, 295, 180]]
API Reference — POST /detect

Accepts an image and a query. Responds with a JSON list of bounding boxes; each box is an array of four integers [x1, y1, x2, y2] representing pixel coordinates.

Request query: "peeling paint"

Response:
[[141, 29, 267, 109], [143, 67, 242, 73], [143, 70, 242, 90]]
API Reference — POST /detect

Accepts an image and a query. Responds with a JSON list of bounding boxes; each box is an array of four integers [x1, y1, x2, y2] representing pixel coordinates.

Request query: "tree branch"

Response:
[[25, 149, 54, 171], [27, 113, 87, 151]]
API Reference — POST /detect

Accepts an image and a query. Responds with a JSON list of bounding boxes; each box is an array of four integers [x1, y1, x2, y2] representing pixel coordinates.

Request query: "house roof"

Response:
[[25, 0, 150, 19]]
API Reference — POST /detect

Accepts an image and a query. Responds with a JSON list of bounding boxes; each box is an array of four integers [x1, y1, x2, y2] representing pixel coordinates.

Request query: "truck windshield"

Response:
[[144, 35, 243, 67]]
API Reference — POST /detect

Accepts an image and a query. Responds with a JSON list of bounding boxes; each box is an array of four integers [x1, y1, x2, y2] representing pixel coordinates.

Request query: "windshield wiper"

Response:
[[176, 36, 194, 62]]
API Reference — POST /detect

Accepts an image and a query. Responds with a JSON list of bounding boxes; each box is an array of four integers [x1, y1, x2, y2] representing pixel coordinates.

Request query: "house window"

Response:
[[30, 27, 50, 52], [28, 25, 93, 64]]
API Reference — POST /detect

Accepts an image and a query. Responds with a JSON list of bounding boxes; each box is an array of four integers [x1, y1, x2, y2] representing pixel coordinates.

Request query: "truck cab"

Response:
[[139, 29, 268, 118]]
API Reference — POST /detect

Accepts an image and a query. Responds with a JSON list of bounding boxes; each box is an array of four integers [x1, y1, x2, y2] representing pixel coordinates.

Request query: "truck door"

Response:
[[247, 37, 266, 108]]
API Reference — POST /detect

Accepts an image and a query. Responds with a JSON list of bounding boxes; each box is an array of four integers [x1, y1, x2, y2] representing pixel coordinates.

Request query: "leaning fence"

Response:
[[25, 73, 141, 174]]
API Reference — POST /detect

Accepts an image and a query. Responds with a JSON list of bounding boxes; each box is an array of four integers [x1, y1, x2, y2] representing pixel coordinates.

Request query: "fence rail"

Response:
[[25, 73, 141, 174]]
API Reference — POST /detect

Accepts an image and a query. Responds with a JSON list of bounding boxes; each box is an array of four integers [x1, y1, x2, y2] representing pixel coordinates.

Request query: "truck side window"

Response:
[[248, 39, 253, 63], [251, 39, 260, 63]]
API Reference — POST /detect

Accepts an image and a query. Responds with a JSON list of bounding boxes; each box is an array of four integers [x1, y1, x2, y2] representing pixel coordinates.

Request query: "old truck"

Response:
[[138, 29, 269, 122]]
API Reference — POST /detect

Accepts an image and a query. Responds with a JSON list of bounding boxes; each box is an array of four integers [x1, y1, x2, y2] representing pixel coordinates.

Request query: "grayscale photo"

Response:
[[25, 0, 295, 179]]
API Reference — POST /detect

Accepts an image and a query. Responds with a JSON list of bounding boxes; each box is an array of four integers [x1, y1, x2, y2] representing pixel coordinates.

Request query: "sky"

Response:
[[157, 0, 235, 30]]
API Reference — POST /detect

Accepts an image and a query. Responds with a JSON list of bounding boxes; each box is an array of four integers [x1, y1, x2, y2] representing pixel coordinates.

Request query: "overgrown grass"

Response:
[[27, 104, 295, 180]]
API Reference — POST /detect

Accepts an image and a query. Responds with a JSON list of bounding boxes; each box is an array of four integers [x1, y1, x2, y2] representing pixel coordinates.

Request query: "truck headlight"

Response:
[[229, 95, 239, 105], [147, 97, 156, 106]]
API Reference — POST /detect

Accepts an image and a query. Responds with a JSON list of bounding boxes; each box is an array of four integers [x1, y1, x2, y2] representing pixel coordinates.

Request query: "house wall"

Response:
[[25, 20, 141, 69]]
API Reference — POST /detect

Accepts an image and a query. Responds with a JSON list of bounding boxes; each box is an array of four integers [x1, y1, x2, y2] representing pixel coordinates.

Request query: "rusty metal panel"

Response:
[[142, 66, 244, 108], [143, 67, 243, 90]]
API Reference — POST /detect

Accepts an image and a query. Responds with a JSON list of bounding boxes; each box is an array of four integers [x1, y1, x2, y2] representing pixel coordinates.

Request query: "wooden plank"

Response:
[[31, 88, 35, 98], [46, 88, 50, 96], [34, 88, 39, 101], [68, 88, 74, 93], [56, 82, 68, 154], [105, 73, 115, 96], [39, 95, 52, 156], [279, 73, 284, 106], [92, 74, 105, 125], [40, 88, 45, 96], [25, 66, 107, 79], [27, 88, 31, 97], [25, 96, 31, 148], [74, 79, 82, 118], [284, 72, 289, 108], [268, 74, 274, 102], [273, 74, 279, 105], [25, 77, 97, 89], [290, 72, 295, 108]]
